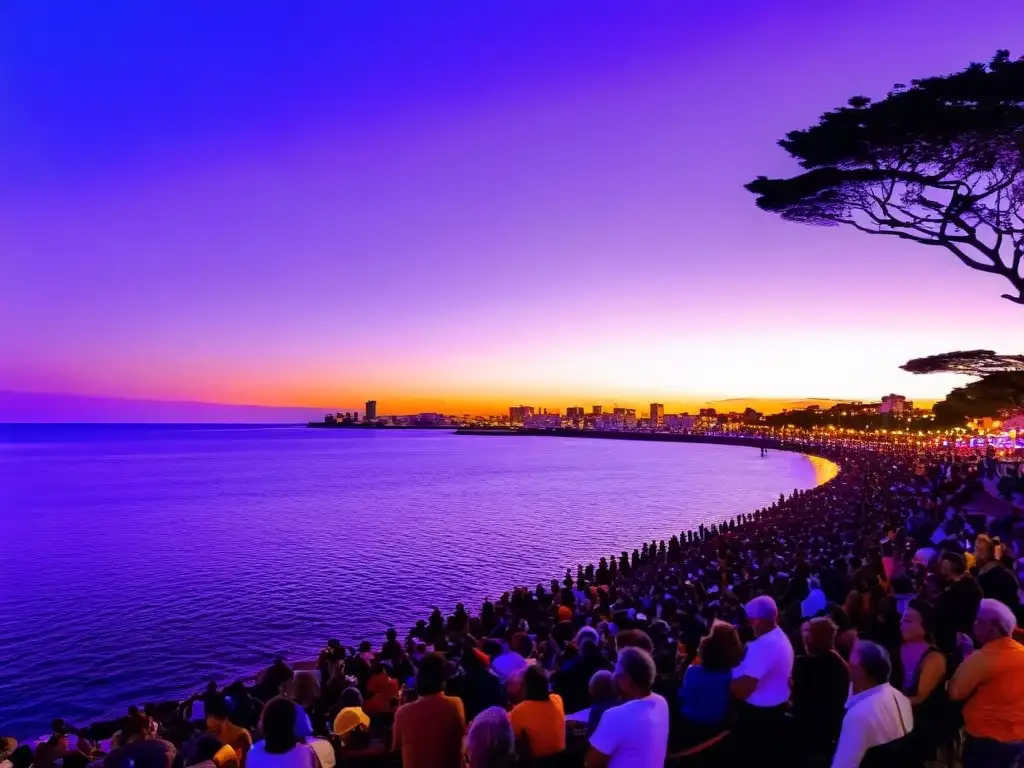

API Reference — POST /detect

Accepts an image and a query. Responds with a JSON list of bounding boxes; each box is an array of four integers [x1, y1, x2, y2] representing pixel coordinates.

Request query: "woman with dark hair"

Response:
[[675, 620, 742, 750], [509, 665, 565, 759], [898, 598, 955, 761], [246, 698, 318, 768]]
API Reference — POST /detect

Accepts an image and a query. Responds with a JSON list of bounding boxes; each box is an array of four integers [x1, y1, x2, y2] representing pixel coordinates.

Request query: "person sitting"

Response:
[[677, 620, 742, 749], [553, 636, 612, 715], [585, 647, 669, 768], [103, 713, 177, 768], [392, 652, 466, 768], [833, 641, 914, 768], [510, 665, 565, 760], [447, 644, 505, 723], [791, 617, 849, 762], [586, 670, 618, 737], [246, 698, 316, 768], [363, 663, 399, 717], [185, 736, 231, 768], [949, 598, 1024, 768], [205, 695, 253, 768], [465, 707, 515, 768], [490, 633, 531, 683]]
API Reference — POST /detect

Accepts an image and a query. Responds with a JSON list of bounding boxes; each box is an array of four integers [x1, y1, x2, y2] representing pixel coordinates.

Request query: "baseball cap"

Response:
[[333, 707, 370, 737]]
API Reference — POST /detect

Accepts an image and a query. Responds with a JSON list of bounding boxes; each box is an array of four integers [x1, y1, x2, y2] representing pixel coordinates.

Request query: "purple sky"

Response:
[[2, 0, 1022, 417]]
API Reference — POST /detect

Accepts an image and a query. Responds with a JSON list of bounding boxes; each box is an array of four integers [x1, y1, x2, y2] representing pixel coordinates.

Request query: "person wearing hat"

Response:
[[730, 596, 795, 761]]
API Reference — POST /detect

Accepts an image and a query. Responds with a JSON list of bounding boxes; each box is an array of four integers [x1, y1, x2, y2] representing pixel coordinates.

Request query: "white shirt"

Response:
[[308, 739, 335, 768], [733, 626, 794, 707], [831, 684, 914, 768], [490, 651, 527, 682], [247, 742, 318, 768], [589, 693, 669, 768]]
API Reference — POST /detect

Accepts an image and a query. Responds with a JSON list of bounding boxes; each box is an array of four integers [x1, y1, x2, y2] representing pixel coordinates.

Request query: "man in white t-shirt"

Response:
[[730, 596, 796, 761], [585, 646, 669, 768]]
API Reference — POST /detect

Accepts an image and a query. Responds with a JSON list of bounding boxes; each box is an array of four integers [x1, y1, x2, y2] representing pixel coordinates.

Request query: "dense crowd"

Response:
[[3, 440, 1024, 768]]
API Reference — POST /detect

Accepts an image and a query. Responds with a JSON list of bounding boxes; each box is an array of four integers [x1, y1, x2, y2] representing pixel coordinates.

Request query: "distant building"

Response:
[[509, 405, 535, 425], [665, 413, 695, 430], [566, 406, 585, 420], [415, 412, 446, 426], [365, 400, 377, 420], [524, 413, 561, 429], [650, 403, 664, 426], [592, 405, 603, 416], [611, 407, 637, 427], [879, 394, 910, 415]]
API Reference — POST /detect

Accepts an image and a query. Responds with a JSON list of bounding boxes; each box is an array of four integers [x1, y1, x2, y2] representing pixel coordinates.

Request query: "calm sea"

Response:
[[0, 424, 835, 738]]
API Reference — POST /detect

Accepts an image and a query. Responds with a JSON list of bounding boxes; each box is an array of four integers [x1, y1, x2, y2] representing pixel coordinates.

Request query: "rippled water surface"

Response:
[[0, 424, 835, 737]]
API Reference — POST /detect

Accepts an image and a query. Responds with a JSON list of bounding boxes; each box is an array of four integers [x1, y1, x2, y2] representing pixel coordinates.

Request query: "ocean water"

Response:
[[0, 424, 835, 738]]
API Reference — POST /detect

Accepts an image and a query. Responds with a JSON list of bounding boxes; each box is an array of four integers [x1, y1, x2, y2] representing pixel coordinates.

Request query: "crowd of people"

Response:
[[3, 438, 1024, 768]]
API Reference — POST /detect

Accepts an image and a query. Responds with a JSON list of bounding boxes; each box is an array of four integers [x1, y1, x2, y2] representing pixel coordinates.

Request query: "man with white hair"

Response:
[[730, 595, 795, 762], [585, 647, 668, 768], [731, 596, 794, 706], [949, 598, 1024, 768], [832, 640, 914, 768]]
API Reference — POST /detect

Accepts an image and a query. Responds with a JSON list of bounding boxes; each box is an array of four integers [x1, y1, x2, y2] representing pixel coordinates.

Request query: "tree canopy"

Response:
[[746, 51, 1024, 304], [901, 349, 1024, 376], [932, 372, 1024, 425]]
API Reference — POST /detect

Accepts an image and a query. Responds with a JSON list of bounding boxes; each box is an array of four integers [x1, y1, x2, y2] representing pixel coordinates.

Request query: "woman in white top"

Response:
[[247, 698, 320, 768]]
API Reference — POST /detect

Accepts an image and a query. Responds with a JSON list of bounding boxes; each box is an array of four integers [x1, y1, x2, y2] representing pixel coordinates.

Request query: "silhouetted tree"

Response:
[[933, 372, 1024, 425], [747, 51, 1024, 303], [901, 349, 1024, 376]]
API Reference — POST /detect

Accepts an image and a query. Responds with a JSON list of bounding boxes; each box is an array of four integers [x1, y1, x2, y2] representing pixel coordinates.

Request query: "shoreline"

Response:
[[22, 429, 843, 742]]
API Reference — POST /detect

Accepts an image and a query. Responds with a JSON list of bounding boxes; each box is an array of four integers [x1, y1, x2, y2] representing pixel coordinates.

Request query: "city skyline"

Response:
[[3, 1, 1024, 420]]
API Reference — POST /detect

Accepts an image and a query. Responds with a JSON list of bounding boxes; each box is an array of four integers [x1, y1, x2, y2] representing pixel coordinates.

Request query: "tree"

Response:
[[746, 51, 1024, 304], [932, 372, 1024, 425], [901, 349, 1024, 376]]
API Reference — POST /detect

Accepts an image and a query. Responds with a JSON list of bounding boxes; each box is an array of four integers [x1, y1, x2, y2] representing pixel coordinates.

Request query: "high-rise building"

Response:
[[566, 406, 584, 420], [509, 405, 535, 425], [650, 403, 664, 425], [592, 405, 603, 415], [365, 400, 377, 420]]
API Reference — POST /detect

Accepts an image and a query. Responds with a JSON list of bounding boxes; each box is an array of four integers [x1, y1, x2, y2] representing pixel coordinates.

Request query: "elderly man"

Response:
[[585, 647, 669, 768], [730, 595, 795, 759], [832, 641, 914, 768], [950, 598, 1024, 768]]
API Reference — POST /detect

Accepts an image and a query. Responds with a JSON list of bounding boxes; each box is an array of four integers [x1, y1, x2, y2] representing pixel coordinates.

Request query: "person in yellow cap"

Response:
[[332, 688, 371, 746]]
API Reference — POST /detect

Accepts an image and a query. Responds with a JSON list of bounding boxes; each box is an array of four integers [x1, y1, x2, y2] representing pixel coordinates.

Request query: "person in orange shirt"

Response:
[[392, 653, 466, 768], [949, 598, 1024, 768], [364, 663, 399, 716], [509, 665, 565, 760]]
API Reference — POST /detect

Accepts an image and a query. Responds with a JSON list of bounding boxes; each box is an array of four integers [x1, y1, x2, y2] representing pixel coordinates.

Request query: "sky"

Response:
[[2, 0, 1023, 418]]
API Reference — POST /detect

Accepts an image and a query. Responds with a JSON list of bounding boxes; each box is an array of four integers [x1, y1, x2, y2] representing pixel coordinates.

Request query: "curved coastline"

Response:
[[455, 427, 842, 482], [22, 429, 842, 742]]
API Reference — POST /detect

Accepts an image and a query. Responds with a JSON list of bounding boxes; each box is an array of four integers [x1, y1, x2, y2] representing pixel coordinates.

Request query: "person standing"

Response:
[[730, 596, 795, 760], [833, 641, 914, 768], [585, 648, 669, 768], [949, 599, 1024, 768]]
